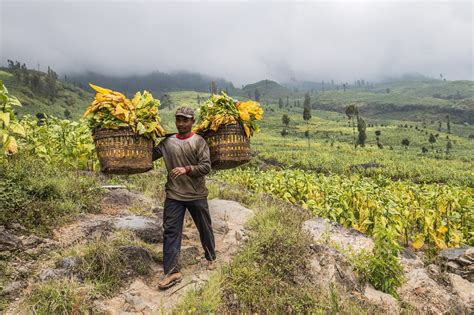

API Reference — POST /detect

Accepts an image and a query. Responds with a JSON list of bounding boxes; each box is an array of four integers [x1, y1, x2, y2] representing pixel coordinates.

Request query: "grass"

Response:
[[0, 155, 103, 234], [59, 230, 161, 296], [26, 279, 96, 315]]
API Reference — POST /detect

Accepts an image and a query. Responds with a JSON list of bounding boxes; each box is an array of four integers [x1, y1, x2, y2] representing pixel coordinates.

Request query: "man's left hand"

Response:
[[170, 167, 187, 178]]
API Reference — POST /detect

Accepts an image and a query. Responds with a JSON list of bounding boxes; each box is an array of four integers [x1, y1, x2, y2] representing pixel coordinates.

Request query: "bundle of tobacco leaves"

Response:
[[83, 84, 165, 142]]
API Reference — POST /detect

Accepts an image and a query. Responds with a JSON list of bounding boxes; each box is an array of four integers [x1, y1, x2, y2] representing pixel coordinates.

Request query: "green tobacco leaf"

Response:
[[0, 112, 10, 127], [9, 121, 26, 137]]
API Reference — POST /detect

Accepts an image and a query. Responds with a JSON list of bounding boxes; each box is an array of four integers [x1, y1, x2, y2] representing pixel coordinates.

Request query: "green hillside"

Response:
[[237, 79, 474, 123], [0, 69, 92, 119]]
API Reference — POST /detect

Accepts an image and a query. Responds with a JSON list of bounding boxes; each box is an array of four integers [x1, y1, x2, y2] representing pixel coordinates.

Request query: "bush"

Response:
[[352, 220, 404, 297]]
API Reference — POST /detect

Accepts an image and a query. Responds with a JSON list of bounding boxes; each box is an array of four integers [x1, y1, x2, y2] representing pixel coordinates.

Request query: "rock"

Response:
[[85, 220, 114, 240], [56, 256, 82, 270], [398, 268, 463, 314], [10, 223, 27, 232], [308, 243, 361, 292], [124, 293, 151, 312], [39, 268, 68, 281], [179, 246, 200, 267], [102, 189, 154, 212], [114, 215, 163, 243], [21, 235, 43, 247], [208, 199, 254, 226], [213, 219, 229, 235], [399, 248, 424, 273], [1, 281, 27, 296], [438, 246, 473, 282], [0, 226, 21, 251], [363, 285, 400, 314], [304, 218, 374, 254], [119, 246, 154, 265], [449, 273, 474, 312], [439, 246, 471, 261]]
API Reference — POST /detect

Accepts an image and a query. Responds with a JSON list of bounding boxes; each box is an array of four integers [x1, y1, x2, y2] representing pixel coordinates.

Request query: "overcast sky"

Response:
[[1, 0, 472, 85]]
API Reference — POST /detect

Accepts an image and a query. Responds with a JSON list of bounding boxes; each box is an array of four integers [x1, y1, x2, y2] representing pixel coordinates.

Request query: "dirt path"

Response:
[[96, 199, 254, 314]]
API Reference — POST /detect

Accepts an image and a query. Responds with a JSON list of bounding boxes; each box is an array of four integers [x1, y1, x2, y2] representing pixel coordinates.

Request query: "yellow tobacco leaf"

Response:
[[155, 124, 166, 136], [412, 234, 425, 249], [6, 137, 17, 154], [239, 109, 250, 121], [243, 124, 251, 138], [83, 103, 101, 117], [437, 225, 449, 235], [112, 91, 126, 98], [89, 83, 112, 95]]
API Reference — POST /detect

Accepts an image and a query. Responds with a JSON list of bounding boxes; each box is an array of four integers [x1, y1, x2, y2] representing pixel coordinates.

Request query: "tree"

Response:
[[304, 130, 310, 147], [254, 89, 261, 102], [401, 138, 410, 149], [210, 81, 217, 95], [446, 140, 453, 154], [46, 66, 58, 102], [64, 109, 72, 120], [160, 94, 173, 109], [303, 92, 311, 108], [197, 94, 201, 105], [286, 96, 289, 107], [278, 97, 284, 109], [345, 104, 359, 147], [446, 115, 451, 134], [282, 114, 290, 127], [375, 130, 382, 148], [303, 106, 311, 122], [281, 128, 289, 137], [386, 88, 390, 94], [357, 117, 367, 147], [428, 133, 436, 150]]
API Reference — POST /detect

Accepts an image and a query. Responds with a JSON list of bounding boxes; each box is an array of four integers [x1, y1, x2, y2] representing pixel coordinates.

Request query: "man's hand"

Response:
[[170, 167, 187, 179]]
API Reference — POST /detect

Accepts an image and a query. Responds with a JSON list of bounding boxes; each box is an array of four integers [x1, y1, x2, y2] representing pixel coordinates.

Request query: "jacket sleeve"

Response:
[[187, 138, 211, 177]]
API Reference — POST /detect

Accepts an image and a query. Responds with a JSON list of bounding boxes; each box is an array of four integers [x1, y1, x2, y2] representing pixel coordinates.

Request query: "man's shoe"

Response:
[[206, 260, 217, 270], [157, 272, 182, 290]]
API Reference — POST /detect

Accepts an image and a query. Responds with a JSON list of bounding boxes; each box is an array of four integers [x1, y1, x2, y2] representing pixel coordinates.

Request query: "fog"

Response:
[[1, 0, 472, 85]]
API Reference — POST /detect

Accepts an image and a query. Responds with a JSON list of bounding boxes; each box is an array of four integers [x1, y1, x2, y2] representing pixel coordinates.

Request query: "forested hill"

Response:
[[68, 71, 236, 94], [238, 78, 474, 124], [0, 68, 92, 120]]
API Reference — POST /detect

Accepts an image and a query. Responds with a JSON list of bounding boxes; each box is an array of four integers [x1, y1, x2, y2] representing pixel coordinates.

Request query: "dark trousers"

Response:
[[163, 198, 216, 274]]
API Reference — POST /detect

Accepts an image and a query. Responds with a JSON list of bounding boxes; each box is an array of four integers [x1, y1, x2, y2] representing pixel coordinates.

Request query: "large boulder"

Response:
[[398, 268, 465, 314], [308, 243, 361, 291], [113, 215, 163, 243], [303, 218, 374, 254]]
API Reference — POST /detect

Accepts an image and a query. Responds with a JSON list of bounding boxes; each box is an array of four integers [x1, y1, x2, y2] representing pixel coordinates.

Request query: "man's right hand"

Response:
[[170, 167, 187, 179]]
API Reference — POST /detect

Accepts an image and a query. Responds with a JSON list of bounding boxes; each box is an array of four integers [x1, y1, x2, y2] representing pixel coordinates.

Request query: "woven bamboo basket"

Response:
[[204, 122, 251, 170], [93, 127, 153, 174]]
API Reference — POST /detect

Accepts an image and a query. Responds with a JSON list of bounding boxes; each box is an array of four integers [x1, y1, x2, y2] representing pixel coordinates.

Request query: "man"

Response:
[[152, 106, 216, 290]]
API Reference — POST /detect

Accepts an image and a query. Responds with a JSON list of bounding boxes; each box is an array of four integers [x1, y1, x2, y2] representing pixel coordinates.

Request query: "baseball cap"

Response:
[[175, 106, 195, 118]]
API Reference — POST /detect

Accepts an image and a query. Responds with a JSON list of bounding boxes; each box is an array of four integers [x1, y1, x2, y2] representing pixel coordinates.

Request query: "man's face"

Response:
[[175, 116, 194, 134]]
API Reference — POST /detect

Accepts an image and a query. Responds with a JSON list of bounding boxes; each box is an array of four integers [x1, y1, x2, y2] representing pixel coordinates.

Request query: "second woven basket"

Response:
[[203, 122, 251, 170]]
